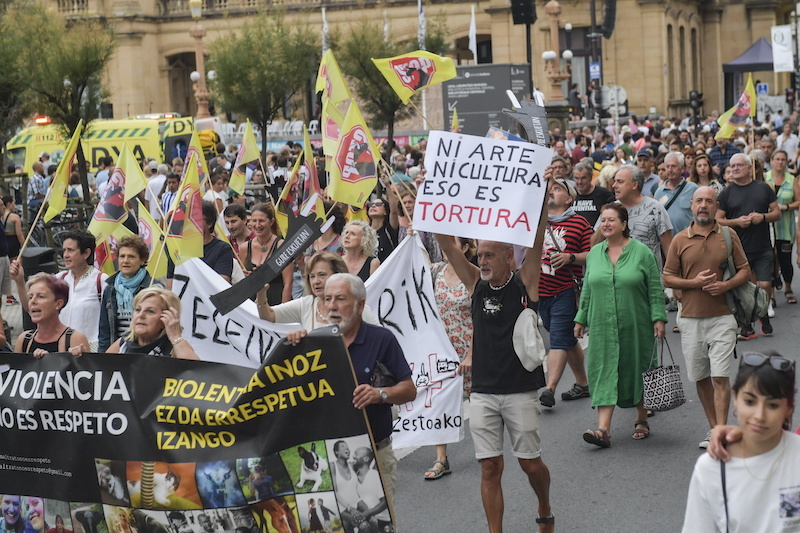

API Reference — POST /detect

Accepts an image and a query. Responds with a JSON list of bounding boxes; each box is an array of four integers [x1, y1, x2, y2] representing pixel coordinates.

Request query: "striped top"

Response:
[[539, 214, 593, 298]]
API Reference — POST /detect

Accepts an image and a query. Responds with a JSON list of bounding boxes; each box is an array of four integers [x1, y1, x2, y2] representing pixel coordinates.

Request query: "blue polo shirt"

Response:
[[654, 179, 698, 235], [347, 322, 412, 441]]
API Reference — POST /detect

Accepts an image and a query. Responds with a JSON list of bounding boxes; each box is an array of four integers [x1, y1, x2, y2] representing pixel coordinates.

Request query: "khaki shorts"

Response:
[[469, 391, 542, 460], [677, 314, 738, 381]]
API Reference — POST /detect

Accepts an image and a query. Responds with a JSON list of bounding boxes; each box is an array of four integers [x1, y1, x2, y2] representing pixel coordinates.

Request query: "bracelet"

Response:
[[569, 253, 576, 264], [762, 213, 767, 223], [257, 302, 268, 309], [170, 336, 185, 346]]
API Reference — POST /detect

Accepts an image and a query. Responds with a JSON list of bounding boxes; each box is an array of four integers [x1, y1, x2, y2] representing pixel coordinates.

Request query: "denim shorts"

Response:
[[538, 286, 578, 350]]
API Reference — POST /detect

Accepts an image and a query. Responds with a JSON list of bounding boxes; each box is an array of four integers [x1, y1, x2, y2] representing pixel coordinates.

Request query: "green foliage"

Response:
[[425, 14, 452, 56], [5, 3, 115, 136], [208, 11, 319, 141]]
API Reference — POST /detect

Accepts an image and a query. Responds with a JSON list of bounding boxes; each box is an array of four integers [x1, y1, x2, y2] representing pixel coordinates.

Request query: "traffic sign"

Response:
[[589, 62, 601, 81], [756, 83, 769, 95]]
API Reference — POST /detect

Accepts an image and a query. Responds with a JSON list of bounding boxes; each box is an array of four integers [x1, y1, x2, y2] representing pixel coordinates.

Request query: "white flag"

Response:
[[418, 0, 426, 50], [383, 10, 390, 43], [469, 4, 478, 62], [772, 25, 794, 73], [321, 7, 330, 53]]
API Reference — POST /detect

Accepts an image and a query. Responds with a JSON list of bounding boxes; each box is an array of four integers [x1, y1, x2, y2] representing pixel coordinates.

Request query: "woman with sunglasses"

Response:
[[683, 352, 799, 532], [367, 197, 397, 263]]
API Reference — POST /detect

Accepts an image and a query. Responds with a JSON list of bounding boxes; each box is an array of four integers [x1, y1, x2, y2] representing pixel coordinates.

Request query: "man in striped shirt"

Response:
[[160, 173, 180, 221], [538, 179, 594, 408]]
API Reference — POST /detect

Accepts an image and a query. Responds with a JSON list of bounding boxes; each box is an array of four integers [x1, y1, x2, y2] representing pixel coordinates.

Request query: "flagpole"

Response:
[[18, 186, 56, 259], [408, 100, 436, 130]]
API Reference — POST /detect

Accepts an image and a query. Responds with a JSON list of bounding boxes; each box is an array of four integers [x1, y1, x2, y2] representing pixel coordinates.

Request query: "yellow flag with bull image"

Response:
[[371, 50, 456, 104], [327, 101, 380, 208]]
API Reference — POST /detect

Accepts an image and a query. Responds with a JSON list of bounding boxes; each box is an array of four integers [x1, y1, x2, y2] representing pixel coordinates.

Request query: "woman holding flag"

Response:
[[242, 202, 293, 305], [98, 236, 161, 352]]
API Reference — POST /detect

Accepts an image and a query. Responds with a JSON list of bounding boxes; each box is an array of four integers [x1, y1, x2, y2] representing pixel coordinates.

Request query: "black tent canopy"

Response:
[[723, 37, 774, 73]]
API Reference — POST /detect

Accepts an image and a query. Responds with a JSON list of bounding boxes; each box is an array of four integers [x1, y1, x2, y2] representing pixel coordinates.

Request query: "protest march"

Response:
[[2, 36, 800, 533]]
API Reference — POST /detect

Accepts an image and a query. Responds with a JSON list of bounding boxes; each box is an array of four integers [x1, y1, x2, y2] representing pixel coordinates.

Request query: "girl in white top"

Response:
[[256, 251, 378, 329], [11, 230, 108, 351], [683, 352, 800, 533]]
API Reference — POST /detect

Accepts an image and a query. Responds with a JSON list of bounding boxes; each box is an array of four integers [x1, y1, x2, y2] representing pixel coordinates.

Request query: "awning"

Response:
[[723, 37, 774, 73]]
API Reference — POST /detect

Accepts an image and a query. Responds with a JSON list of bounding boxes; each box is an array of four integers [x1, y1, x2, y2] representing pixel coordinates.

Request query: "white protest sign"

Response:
[[365, 234, 463, 448], [413, 130, 552, 247], [173, 259, 300, 368]]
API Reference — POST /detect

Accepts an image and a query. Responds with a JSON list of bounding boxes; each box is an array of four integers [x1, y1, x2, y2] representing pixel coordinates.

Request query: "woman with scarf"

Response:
[[98, 236, 160, 352]]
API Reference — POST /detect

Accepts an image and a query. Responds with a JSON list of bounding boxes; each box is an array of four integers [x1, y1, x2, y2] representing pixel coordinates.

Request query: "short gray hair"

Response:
[[157, 164, 169, 175], [572, 161, 593, 177], [620, 164, 645, 192], [730, 152, 752, 167], [664, 152, 684, 168], [344, 220, 378, 258], [326, 273, 366, 301]]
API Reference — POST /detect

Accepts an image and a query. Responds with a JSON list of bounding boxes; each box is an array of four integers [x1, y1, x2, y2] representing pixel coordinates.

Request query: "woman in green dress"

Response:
[[574, 203, 667, 448]]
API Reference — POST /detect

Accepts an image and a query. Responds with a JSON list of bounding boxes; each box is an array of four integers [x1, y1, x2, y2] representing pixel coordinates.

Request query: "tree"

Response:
[[7, 3, 115, 197], [333, 15, 451, 151], [0, 1, 34, 171], [208, 12, 319, 160]]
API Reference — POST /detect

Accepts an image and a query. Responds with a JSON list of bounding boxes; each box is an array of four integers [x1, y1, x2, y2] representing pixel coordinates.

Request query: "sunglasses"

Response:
[[368, 201, 385, 207], [741, 353, 795, 373]]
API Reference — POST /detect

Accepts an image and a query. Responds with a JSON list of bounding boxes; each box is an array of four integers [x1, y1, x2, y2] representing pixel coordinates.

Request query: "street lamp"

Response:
[[189, 0, 211, 119], [542, 0, 571, 102]]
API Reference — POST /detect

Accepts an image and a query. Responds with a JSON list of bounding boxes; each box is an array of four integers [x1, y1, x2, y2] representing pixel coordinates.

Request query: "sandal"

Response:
[[423, 459, 451, 480], [787, 291, 797, 304], [583, 428, 611, 448], [672, 325, 680, 333], [633, 420, 650, 440], [535, 515, 555, 532]]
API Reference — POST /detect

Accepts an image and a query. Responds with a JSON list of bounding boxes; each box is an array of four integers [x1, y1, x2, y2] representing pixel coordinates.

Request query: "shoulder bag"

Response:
[[642, 337, 686, 411], [720, 226, 769, 327]]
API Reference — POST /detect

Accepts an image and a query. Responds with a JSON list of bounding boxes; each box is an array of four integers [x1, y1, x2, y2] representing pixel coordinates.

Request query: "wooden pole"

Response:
[[409, 100, 436, 130]]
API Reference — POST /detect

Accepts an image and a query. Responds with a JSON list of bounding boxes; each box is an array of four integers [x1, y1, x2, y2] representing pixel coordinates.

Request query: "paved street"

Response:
[[393, 287, 800, 532]]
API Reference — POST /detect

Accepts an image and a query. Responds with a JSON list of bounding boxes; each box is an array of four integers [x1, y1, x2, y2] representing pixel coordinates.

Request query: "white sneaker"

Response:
[[698, 430, 712, 449], [768, 303, 775, 318]]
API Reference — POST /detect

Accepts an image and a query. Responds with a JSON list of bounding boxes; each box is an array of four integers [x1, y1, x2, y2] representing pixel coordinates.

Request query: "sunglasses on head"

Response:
[[741, 353, 795, 373]]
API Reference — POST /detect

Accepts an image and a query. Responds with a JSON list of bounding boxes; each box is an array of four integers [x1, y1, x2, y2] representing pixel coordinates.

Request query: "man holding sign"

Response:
[[434, 167, 554, 533]]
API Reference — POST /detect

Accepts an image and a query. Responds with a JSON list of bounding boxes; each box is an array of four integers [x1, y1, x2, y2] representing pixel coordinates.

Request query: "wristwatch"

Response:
[[377, 388, 389, 403], [569, 253, 576, 264]]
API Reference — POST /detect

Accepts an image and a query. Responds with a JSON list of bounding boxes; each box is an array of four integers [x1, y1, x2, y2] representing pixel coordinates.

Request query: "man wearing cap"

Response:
[[571, 161, 614, 227], [538, 178, 593, 408], [38, 152, 51, 168], [636, 149, 660, 197], [709, 136, 741, 177]]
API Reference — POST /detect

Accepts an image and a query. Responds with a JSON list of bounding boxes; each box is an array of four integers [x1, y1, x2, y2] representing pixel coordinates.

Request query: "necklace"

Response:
[[257, 235, 274, 254], [489, 271, 514, 291], [741, 433, 785, 482], [314, 298, 327, 322]]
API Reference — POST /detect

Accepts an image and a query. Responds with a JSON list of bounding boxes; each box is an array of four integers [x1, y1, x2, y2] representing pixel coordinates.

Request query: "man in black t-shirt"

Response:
[[571, 161, 614, 227], [201, 201, 234, 282], [434, 173, 554, 532], [717, 153, 780, 339]]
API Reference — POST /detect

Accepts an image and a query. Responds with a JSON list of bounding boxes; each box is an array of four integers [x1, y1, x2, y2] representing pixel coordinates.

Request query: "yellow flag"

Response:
[[166, 153, 204, 265], [275, 154, 304, 237], [346, 205, 369, 223], [717, 74, 757, 139], [186, 128, 210, 180], [230, 120, 261, 195], [95, 224, 136, 275], [371, 50, 457, 104], [88, 143, 145, 242], [302, 125, 326, 220], [328, 102, 379, 207], [45, 120, 83, 222], [316, 49, 352, 105], [451, 107, 460, 133], [136, 199, 168, 279], [321, 100, 346, 159]]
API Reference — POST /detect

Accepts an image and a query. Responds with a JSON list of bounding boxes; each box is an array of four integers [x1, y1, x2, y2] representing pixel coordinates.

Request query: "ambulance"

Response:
[[5, 114, 223, 174]]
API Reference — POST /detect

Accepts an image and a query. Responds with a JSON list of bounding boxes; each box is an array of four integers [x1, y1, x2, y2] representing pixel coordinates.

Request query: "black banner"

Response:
[[0, 327, 392, 533]]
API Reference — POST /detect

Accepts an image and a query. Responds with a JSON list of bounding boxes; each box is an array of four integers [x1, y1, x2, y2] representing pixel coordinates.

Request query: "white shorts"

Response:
[[677, 314, 738, 381], [469, 391, 542, 460]]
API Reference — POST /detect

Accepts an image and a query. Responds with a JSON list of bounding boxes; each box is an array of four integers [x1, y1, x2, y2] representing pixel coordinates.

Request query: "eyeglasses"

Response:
[[741, 352, 795, 373]]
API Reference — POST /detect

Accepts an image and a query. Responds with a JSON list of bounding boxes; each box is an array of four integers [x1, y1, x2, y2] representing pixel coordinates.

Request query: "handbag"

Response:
[[642, 337, 686, 411]]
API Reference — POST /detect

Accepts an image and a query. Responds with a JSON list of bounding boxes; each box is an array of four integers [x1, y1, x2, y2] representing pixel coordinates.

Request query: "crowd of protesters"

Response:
[[3, 110, 800, 532]]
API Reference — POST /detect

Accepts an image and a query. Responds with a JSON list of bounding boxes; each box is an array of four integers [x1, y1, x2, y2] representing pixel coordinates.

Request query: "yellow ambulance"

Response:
[[5, 115, 205, 174]]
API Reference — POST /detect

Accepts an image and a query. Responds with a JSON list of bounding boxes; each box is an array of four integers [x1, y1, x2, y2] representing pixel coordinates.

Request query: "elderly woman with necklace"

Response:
[[242, 202, 293, 305]]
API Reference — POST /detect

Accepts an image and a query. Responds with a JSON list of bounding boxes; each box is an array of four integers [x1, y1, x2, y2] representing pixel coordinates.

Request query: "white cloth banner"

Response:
[[365, 234, 464, 449], [772, 25, 794, 73], [174, 259, 299, 368], [413, 130, 552, 247]]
